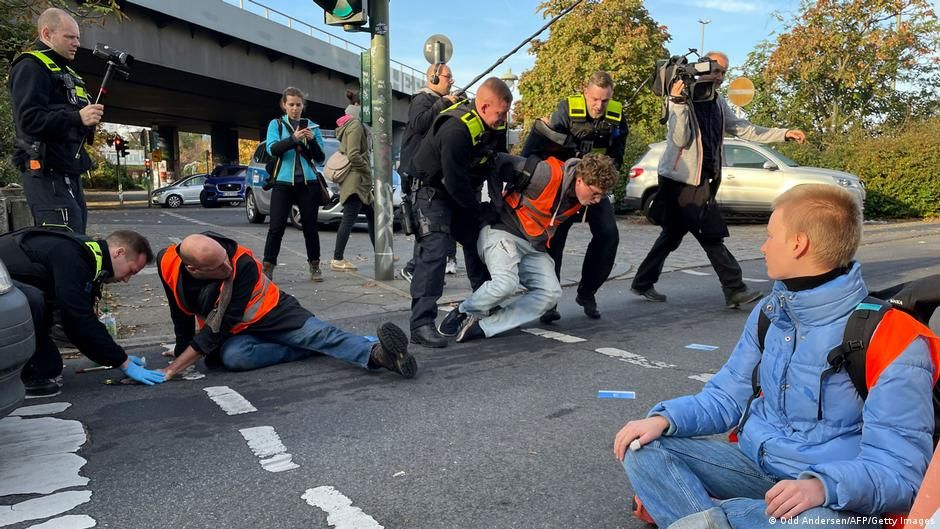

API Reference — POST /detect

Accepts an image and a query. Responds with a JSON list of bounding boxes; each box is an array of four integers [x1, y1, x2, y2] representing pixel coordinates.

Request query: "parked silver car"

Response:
[[150, 174, 208, 208], [622, 138, 865, 215], [244, 135, 401, 229], [0, 260, 36, 418]]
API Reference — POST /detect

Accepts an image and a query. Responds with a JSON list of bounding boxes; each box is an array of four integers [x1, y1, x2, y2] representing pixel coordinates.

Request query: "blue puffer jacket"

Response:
[[650, 262, 935, 515], [265, 115, 325, 186]]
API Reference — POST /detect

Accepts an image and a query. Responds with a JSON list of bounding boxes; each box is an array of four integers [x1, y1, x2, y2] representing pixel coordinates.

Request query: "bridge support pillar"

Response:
[[211, 125, 240, 166], [156, 126, 180, 182]]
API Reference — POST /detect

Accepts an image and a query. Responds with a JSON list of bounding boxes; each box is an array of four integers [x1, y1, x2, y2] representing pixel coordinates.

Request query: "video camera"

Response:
[[651, 50, 720, 103], [93, 43, 133, 66]]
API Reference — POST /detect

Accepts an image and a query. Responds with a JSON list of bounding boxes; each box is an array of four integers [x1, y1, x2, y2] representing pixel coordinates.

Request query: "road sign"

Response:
[[423, 34, 453, 64], [728, 77, 755, 107], [151, 151, 163, 163]]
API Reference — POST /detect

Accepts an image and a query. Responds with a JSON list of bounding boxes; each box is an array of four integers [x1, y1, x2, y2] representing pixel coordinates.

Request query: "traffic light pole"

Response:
[[115, 146, 123, 206], [370, 0, 393, 281]]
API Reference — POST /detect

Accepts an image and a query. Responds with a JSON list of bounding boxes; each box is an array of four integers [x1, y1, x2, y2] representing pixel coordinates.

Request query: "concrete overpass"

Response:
[[71, 0, 424, 174]]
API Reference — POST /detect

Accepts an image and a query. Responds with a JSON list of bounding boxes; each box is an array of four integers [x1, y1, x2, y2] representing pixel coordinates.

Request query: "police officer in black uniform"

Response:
[[407, 77, 511, 348], [8, 8, 104, 233], [522, 71, 628, 323], [398, 62, 459, 281], [0, 228, 164, 397]]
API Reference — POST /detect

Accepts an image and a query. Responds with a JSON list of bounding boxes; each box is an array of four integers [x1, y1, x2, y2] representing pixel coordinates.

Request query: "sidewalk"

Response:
[[99, 216, 940, 349]]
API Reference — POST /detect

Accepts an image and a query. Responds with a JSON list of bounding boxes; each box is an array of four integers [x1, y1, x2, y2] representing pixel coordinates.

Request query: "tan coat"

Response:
[[335, 115, 373, 206]]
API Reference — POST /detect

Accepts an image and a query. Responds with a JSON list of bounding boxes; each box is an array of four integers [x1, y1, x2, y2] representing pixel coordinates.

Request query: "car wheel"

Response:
[[166, 194, 183, 209], [246, 191, 266, 224], [290, 204, 303, 230]]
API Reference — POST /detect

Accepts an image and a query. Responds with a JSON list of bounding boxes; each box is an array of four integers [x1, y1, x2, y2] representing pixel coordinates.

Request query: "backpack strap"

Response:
[[737, 310, 772, 434]]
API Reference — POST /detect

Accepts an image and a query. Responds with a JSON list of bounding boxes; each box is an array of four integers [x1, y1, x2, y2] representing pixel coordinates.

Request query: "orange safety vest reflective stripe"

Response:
[[503, 157, 582, 248], [158, 244, 280, 334]]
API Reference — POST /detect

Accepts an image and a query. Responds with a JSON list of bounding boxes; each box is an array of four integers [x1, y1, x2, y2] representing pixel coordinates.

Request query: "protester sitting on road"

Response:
[[331, 89, 375, 272], [261, 86, 326, 282], [0, 227, 164, 396], [614, 184, 938, 529], [157, 232, 417, 379], [438, 152, 618, 343]]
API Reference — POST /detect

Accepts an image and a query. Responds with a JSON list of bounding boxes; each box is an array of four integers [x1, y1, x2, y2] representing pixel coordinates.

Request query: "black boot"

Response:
[[410, 323, 447, 348], [576, 295, 601, 319], [369, 323, 418, 378]]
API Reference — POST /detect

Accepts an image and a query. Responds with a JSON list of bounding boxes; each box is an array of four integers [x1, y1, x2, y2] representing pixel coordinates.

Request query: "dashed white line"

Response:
[[680, 270, 710, 276], [522, 328, 586, 343], [688, 373, 716, 383], [594, 348, 676, 369], [239, 426, 298, 473], [742, 277, 769, 283], [10, 403, 71, 416], [302, 486, 384, 529], [0, 416, 89, 496], [204, 386, 257, 415], [25, 514, 96, 529], [0, 491, 91, 527]]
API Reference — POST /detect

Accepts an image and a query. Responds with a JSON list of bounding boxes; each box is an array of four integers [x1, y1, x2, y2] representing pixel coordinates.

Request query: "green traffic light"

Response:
[[332, 1, 353, 17]]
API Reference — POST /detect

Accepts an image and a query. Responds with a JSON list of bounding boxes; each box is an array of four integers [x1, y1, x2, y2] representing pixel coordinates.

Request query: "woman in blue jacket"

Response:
[[262, 87, 326, 281]]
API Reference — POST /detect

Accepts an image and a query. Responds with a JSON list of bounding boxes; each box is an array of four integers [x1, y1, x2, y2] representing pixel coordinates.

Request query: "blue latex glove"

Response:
[[123, 361, 165, 385], [127, 356, 147, 367]]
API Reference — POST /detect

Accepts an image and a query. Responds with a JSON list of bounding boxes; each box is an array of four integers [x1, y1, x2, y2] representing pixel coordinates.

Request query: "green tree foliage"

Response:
[[746, 0, 939, 133], [0, 1, 123, 185], [515, 0, 670, 176]]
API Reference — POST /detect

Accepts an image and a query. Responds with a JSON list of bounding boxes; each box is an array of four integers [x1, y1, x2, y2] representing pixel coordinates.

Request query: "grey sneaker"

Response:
[[725, 288, 762, 308], [630, 287, 667, 302], [309, 260, 323, 282]]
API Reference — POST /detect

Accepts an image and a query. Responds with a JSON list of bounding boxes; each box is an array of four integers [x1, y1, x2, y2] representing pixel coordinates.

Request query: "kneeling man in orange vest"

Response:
[[438, 153, 619, 342], [156, 232, 417, 379]]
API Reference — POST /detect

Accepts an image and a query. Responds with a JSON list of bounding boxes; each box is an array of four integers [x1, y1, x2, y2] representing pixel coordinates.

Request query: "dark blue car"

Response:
[[200, 164, 248, 208]]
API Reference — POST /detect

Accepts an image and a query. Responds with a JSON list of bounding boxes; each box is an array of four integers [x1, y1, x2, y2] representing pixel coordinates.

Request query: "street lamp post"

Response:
[[697, 19, 711, 54], [498, 67, 518, 151]]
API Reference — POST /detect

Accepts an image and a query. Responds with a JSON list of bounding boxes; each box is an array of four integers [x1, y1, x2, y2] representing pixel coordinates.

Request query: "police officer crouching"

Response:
[[523, 71, 628, 323], [407, 77, 511, 348], [8, 8, 104, 234]]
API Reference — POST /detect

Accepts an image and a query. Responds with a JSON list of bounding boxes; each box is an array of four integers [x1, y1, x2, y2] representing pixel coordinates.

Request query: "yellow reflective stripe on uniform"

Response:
[[605, 100, 623, 122], [24, 50, 61, 72], [567, 95, 586, 118], [75, 86, 88, 99], [460, 111, 485, 146], [84, 241, 104, 281]]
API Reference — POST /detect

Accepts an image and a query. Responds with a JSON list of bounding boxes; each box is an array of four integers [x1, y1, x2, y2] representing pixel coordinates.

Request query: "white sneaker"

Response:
[[445, 257, 457, 275], [331, 259, 358, 271]]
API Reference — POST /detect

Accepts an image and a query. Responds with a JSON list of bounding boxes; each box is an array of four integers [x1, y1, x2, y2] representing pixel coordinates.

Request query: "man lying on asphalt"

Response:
[[156, 232, 417, 379]]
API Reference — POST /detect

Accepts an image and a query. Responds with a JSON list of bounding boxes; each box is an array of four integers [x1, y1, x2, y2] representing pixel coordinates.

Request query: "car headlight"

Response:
[[0, 260, 14, 295]]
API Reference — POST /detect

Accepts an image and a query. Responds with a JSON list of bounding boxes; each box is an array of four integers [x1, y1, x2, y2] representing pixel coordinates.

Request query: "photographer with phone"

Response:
[[261, 86, 326, 282], [8, 8, 103, 233]]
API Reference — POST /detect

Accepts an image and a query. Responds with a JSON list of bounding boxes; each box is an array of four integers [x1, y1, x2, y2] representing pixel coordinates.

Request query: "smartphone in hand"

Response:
[[298, 118, 309, 130]]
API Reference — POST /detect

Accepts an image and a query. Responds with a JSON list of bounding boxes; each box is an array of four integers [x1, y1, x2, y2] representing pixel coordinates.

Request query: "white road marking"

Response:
[[521, 328, 586, 343], [25, 515, 96, 528], [302, 487, 383, 529], [136, 267, 158, 275], [742, 277, 769, 283], [239, 426, 299, 473], [10, 403, 71, 416], [680, 270, 709, 276], [0, 416, 88, 496], [0, 491, 91, 527], [688, 373, 716, 383], [168, 236, 182, 244], [204, 386, 257, 415], [594, 348, 676, 369]]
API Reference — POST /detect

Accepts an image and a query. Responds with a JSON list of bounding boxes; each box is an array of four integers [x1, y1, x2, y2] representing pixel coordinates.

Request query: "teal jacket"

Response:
[[265, 116, 325, 186]]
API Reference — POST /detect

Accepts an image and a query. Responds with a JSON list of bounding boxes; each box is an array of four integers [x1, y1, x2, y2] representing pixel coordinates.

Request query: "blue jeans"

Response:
[[624, 437, 881, 529], [219, 316, 377, 371], [459, 226, 561, 338]]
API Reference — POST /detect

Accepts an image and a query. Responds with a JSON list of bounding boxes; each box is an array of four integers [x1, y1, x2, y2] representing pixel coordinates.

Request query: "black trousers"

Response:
[[409, 188, 487, 330], [21, 169, 87, 233], [15, 280, 61, 382], [631, 223, 746, 296], [334, 194, 376, 260], [547, 195, 619, 299], [263, 183, 321, 264]]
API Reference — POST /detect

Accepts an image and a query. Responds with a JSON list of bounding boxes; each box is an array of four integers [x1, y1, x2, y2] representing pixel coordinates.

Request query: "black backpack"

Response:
[[740, 274, 940, 446]]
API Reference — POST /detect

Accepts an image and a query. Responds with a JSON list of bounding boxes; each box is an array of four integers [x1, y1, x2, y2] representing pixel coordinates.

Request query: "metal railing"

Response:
[[224, 0, 424, 94]]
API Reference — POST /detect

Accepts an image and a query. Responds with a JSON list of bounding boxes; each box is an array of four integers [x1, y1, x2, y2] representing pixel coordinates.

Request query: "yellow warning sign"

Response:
[[728, 77, 755, 107]]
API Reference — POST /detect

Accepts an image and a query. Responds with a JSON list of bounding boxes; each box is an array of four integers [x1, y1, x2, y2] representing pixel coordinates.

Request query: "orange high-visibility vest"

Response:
[[159, 244, 280, 334], [503, 157, 582, 248]]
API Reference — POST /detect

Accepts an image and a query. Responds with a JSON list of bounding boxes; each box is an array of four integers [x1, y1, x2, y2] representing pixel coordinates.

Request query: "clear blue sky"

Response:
[[239, 0, 937, 91]]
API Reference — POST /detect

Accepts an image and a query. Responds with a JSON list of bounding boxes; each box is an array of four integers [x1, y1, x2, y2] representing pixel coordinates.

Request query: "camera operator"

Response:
[[8, 8, 104, 234], [631, 51, 806, 308]]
